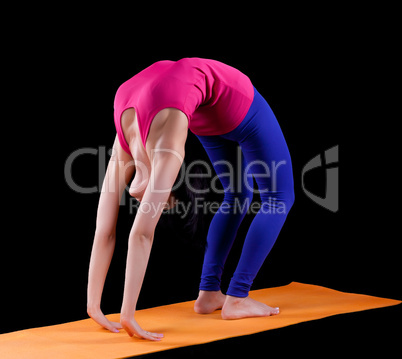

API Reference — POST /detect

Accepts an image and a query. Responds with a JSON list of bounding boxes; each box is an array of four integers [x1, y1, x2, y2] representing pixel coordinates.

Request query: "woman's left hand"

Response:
[[87, 307, 123, 333], [121, 316, 164, 341]]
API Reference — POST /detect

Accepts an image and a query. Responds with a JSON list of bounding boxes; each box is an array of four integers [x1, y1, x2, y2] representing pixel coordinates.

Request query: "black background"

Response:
[[2, 9, 400, 358]]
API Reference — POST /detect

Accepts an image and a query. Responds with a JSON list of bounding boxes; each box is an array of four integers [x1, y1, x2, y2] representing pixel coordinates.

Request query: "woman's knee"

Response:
[[287, 188, 295, 211], [260, 187, 295, 214], [222, 188, 253, 208]]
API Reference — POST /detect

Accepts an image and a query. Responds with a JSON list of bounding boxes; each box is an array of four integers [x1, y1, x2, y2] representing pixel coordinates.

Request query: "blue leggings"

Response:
[[196, 87, 295, 298]]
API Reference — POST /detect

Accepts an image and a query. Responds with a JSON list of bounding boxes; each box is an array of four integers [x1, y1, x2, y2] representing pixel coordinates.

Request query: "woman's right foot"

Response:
[[221, 295, 279, 320], [194, 290, 226, 314]]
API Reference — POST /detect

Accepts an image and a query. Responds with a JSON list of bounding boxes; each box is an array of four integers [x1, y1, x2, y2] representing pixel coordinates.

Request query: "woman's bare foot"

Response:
[[194, 290, 226, 314], [221, 295, 279, 320]]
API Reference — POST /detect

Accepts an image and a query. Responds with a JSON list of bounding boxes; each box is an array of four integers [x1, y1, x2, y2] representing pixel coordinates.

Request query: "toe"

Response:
[[271, 307, 280, 315]]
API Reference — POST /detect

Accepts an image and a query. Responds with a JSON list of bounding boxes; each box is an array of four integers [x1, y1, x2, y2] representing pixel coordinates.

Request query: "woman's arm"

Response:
[[87, 136, 134, 332], [120, 110, 188, 341]]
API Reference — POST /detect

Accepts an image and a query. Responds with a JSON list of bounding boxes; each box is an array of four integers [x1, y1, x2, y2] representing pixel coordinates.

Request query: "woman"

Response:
[[87, 58, 295, 341]]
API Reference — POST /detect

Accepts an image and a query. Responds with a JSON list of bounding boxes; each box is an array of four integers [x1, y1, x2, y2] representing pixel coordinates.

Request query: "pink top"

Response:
[[114, 58, 254, 155]]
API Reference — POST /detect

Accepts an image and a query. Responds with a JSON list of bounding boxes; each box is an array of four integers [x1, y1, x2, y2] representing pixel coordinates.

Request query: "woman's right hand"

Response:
[[87, 307, 123, 333], [120, 315, 164, 341]]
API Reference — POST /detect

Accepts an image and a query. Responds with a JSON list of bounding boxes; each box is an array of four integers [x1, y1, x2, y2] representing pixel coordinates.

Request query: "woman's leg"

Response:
[[221, 87, 294, 318], [194, 135, 253, 313]]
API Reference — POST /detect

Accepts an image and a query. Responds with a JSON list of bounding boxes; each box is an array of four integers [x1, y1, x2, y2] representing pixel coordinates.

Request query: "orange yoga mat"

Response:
[[0, 282, 400, 358]]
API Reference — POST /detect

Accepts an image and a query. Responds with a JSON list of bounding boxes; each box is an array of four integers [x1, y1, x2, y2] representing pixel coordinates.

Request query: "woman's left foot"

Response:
[[194, 290, 226, 314], [221, 295, 279, 320]]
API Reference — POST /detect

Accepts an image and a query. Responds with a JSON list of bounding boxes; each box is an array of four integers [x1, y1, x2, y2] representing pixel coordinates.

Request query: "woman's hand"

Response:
[[121, 316, 164, 341], [87, 307, 123, 333]]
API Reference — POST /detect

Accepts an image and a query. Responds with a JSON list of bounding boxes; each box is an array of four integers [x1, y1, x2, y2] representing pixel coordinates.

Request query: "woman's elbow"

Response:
[[94, 227, 116, 242]]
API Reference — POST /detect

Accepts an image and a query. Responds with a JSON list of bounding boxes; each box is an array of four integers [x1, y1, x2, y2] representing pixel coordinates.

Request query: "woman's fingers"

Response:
[[138, 330, 163, 341], [100, 319, 120, 333], [140, 330, 164, 341], [88, 310, 120, 333], [89, 309, 162, 339], [121, 317, 163, 341]]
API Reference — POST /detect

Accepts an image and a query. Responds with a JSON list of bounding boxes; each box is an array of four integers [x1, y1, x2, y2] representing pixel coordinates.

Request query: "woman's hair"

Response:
[[166, 161, 210, 247]]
